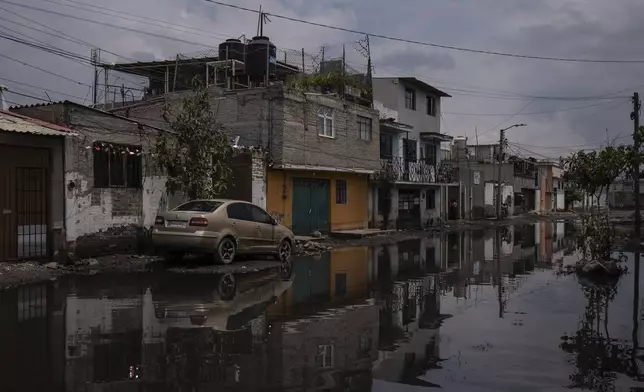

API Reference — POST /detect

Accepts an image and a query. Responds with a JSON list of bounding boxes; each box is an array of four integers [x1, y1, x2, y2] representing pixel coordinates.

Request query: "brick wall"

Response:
[[279, 91, 380, 171], [112, 86, 380, 172], [60, 105, 169, 257]]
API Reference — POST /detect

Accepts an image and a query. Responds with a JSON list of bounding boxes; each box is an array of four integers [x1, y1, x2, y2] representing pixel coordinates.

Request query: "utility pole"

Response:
[[496, 128, 505, 220], [91, 48, 99, 106], [632, 92, 641, 237], [496, 123, 526, 219]]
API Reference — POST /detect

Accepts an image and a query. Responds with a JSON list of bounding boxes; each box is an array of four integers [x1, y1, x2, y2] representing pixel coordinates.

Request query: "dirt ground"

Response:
[[0, 211, 606, 289]]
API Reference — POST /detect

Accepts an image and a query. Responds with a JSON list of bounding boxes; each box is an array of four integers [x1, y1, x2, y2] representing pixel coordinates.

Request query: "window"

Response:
[[380, 133, 394, 159], [357, 115, 372, 140], [336, 179, 347, 204], [427, 96, 436, 116], [93, 142, 142, 188], [403, 139, 417, 162], [424, 143, 437, 166], [226, 203, 252, 221], [404, 87, 416, 110], [174, 200, 223, 212], [425, 189, 436, 209], [317, 107, 334, 137], [250, 205, 273, 224], [316, 345, 334, 369]]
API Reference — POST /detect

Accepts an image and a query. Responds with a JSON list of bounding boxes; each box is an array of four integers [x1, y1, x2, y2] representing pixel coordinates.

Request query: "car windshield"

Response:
[[173, 200, 224, 213]]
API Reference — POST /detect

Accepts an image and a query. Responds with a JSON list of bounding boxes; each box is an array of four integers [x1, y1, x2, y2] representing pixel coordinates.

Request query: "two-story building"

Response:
[[371, 77, 459, 229], [106, 39, 379, 236], [538, 161, 565, 212]]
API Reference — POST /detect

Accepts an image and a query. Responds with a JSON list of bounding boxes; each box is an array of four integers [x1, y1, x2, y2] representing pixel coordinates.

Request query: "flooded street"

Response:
[[2, 221, 644, 391]]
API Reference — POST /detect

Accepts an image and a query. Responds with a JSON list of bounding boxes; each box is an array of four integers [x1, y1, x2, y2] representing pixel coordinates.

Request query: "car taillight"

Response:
[[189, 217, 208, 227], [155, 216, 164, 225], [190, 315, 208, 326]]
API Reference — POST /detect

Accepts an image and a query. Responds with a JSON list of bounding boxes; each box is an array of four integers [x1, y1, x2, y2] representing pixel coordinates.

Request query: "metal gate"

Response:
[[0, 145, 50, 262], [292, 178, 330, 235], [397, 190, 421, 229]]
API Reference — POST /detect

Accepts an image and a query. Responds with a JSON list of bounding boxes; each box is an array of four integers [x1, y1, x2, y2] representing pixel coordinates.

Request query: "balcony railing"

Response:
[[373, 156, 457, 184]]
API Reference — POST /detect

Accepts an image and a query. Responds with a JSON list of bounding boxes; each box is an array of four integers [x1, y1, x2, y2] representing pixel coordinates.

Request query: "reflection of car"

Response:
[[152, 269, 294, 331], [152, 199, 294, 264]]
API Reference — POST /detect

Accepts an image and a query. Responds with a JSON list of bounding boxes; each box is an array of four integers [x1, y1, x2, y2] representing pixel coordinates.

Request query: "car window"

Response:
[[226, 203, 252, 221], [250, 205, 273, 224], [174, 200, 223, 212]]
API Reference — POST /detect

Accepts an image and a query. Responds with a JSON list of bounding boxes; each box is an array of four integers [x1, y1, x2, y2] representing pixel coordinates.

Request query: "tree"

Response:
[[156, 79, 233, 199], [564, 145, 630, 210]]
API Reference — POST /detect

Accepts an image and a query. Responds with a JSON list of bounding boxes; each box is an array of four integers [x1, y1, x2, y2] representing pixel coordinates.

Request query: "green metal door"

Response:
[[292, 178, 330, 235]]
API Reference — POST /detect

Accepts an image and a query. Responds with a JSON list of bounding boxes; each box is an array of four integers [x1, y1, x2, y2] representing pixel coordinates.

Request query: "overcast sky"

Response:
[[1, 0, 643, 158]]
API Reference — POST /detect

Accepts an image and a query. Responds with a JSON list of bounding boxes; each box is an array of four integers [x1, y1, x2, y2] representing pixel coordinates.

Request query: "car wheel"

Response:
[[216, 273, 237, 301], [164, 251, 184, 264], [215, 237, 236, 265], [278, 239, 293, 261], [279, 259, 293, 281]]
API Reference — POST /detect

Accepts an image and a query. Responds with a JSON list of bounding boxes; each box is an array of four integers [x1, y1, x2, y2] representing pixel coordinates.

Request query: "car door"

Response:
[[249, 204, 277, 251], [225, 203, 256, 251]]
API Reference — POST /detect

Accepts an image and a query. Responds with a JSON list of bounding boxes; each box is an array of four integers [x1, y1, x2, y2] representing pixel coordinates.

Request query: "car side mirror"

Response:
[[271, 218, 278, 225]]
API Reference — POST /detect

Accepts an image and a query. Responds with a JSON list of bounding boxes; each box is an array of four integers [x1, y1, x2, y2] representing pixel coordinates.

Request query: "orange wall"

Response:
[[329, 247, 369, 300], [266, 169, 369, 231]]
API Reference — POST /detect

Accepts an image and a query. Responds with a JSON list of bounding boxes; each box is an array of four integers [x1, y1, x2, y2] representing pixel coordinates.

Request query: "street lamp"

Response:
[[496, 123, 527, 219]]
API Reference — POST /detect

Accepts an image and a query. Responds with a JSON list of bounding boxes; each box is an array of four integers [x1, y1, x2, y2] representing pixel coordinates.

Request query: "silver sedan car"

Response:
[[152, 199, 294, 264]]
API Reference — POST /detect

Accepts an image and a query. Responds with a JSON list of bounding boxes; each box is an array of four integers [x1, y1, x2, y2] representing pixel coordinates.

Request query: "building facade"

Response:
[[371, 77, 459, 229], [112, 85, 380, 235], [0, 110, 70, 262]]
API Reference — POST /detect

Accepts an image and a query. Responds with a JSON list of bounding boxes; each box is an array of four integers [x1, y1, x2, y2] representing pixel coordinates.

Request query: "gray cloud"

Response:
[[2, 0, 643, 158]]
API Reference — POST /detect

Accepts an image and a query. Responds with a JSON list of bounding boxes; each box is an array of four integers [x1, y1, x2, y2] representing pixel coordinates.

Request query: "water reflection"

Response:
[[5, 220, 643, 392]]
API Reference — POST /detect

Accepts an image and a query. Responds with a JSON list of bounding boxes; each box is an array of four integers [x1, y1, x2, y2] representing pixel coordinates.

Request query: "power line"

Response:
[[0, 76, 89, 101], [477, 99, 534, 138], [0, 52, 91, 87], [11, 0, 642, 105], [0, 0, 219, 50], [203, 0, 644, 64], [443, 99, 629, 116], [44, 0, 231, 40]]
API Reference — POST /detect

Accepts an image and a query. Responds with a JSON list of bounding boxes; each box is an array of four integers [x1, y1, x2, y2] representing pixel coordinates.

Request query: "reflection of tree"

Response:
[[560, 277, 640, 390]]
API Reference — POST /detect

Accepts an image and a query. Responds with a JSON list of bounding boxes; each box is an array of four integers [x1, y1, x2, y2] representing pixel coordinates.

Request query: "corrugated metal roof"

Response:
[[0, 110, 75, 137]]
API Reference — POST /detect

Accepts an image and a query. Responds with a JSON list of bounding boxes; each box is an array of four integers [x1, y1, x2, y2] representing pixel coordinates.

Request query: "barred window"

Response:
[[93, 142, 142, 188]]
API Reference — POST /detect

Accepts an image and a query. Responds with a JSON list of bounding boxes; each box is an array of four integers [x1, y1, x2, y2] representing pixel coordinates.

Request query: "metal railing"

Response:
[[374, 156, 457, 184]]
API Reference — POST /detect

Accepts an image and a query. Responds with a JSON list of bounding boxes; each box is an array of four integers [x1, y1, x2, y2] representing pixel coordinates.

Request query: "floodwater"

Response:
[[2, 221, 644, 391]]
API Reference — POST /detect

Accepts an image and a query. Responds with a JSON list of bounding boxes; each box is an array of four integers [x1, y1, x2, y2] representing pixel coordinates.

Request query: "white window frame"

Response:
[[357, 115, 372, 141], [316, 344, 335, 369], [317, 107, 335, 138]]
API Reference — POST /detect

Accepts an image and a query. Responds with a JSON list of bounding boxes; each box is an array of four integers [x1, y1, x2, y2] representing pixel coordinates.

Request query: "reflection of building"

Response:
[[267, 248, 379, 391], [56, 272, 290, 391], [0, 281, 65, 392]]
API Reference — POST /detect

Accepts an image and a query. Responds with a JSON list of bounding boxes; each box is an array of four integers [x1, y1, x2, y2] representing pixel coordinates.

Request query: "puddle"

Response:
[[2, 221, 644, 391]]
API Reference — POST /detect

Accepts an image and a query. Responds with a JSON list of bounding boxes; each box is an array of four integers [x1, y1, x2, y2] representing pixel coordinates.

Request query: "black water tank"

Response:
[[246, 36, 276, 78], [218, 38, 245, 62]]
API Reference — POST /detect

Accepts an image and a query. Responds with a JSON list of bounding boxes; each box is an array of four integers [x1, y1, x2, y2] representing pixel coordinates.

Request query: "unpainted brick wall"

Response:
[[63, 106, 168, 255], [111, 86, 379, 172]]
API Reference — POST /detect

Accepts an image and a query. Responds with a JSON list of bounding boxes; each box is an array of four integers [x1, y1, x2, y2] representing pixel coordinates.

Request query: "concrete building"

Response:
[[0, 110, 71, 262], [445, 140, 540, 219], [371, 77, 459, 229], [537, 161, 565, 212], [11, 101, 272, 257], [111, 85, 379, 235], [607, 179, 644, 209]]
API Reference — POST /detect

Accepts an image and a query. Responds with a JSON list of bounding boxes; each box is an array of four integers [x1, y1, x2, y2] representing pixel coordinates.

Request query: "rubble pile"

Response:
[[294, 239, 333, 256]]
